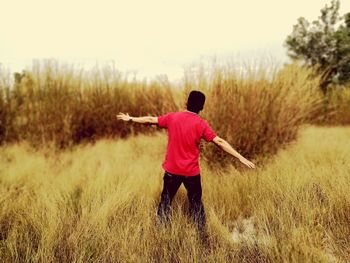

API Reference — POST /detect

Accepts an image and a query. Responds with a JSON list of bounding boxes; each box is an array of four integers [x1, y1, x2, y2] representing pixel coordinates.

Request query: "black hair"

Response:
[[187, 90, 206, 113]]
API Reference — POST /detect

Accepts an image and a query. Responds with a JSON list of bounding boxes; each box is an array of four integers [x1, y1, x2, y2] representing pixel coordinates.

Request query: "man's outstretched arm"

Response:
[[212, 136, 256, 169], [116, 112, 158, 124]]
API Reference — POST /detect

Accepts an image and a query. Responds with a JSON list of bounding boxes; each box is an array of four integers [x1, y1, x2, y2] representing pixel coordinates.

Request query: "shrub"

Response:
[[183, 63, 323, 166]]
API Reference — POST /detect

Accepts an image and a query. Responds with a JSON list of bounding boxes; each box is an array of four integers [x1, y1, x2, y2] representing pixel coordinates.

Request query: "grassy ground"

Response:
[[0, 125, 350, 262]]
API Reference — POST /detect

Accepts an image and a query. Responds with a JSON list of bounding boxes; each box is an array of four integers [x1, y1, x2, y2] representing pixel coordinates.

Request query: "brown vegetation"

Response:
[[0, 60, 325, 166]]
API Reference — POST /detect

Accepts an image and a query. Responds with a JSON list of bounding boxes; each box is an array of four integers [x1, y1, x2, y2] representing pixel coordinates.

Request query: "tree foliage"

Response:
[[285, 0, 350, 90]]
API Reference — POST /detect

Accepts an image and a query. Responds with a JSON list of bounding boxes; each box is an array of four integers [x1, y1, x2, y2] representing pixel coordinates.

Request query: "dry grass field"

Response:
[[1, 125, 349, 262]]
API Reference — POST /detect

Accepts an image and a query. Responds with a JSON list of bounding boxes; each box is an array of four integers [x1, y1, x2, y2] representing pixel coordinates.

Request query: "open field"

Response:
[[1, 125, 350, 262]]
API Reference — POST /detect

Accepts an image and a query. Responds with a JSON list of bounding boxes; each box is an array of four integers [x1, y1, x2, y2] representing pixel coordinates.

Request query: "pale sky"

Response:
[[1, 0, 350, 81]]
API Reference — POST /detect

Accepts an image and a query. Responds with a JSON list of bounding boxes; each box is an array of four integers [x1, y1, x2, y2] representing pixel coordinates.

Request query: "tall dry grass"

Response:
[[315, 86, 350, 125], [184, 63, 323, 167], [0, 125, 349, 262], [0, 60, 324, 167], [0, 60, 179, 147]]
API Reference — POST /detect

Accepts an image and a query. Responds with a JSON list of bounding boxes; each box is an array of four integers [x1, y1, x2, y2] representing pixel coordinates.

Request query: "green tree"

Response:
[[285, 0, 350, 91]]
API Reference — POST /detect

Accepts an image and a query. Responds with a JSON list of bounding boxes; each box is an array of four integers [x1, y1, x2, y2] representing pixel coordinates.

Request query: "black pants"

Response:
[[157, 171, 206, 231]]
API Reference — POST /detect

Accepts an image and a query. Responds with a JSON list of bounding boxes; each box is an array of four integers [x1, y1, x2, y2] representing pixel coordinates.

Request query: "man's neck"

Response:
[[185, 110, 198, 115]]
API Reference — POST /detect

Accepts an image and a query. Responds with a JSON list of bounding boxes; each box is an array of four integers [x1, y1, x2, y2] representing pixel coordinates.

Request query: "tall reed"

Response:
[[0, 60, 324, 166], [0, 60, 179, 147], [184, 63, 323, 166]]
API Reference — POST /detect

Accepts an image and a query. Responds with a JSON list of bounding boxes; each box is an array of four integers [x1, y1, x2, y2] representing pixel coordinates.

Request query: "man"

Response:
[[117, 90, 255, 232]]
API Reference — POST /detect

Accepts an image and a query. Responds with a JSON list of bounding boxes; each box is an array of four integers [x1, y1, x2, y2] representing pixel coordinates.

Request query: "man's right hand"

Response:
[[239, 157, 256, 169], [117, 112, 131, 122]]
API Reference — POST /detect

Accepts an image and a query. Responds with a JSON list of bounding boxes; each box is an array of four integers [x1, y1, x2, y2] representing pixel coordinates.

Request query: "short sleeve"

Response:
[[202, 121, 217, 142], [157, 112, 173, 128]]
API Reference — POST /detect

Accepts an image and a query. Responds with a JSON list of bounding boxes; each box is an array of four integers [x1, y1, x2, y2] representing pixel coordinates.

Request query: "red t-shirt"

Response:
[[157, 111, 217, 176]]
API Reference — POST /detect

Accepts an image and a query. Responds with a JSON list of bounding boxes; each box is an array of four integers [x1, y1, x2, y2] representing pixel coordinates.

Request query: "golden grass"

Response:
[[0, 60, 324, 167], [1, 125, 349, 262]]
